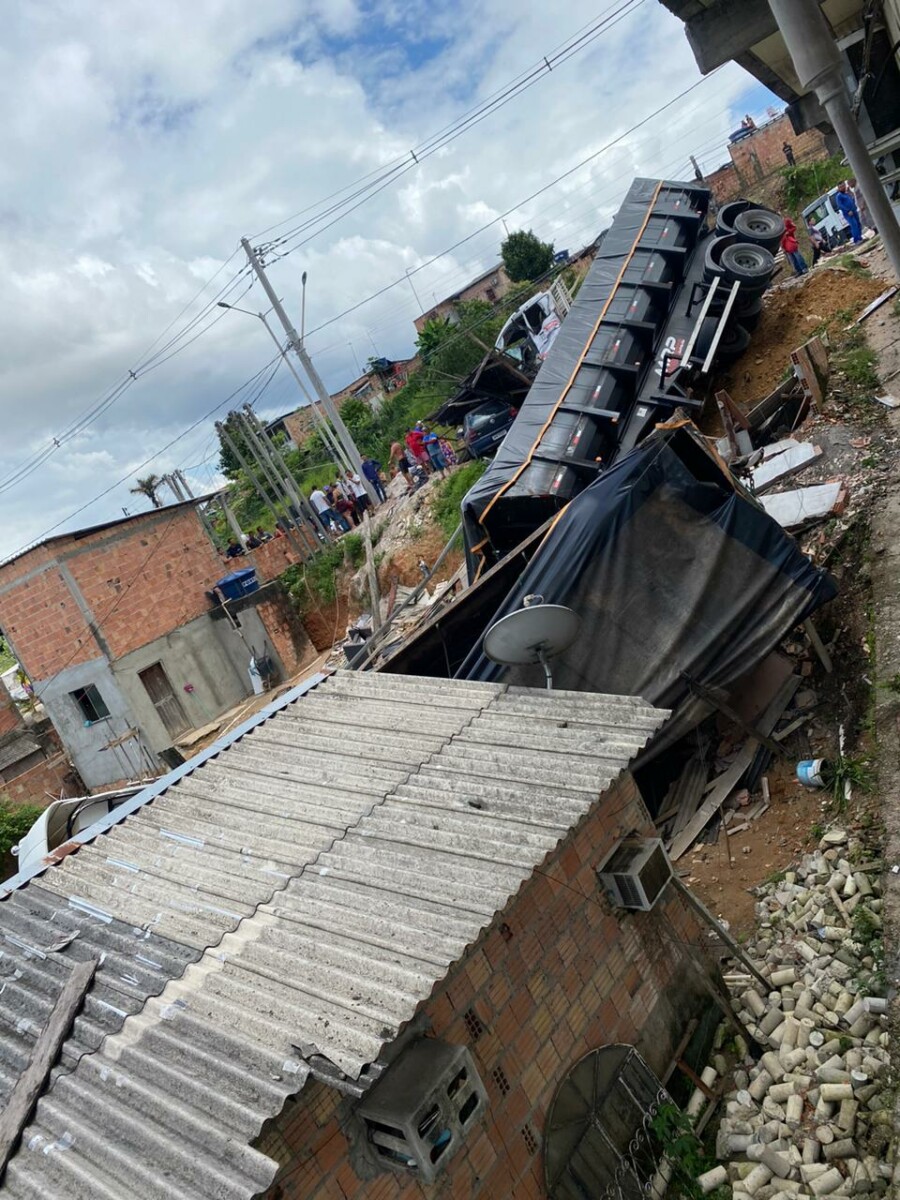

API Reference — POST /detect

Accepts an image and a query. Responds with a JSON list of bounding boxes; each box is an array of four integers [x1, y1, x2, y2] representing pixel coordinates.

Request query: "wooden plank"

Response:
[[0, 957, 96, 1172], [715, 388, 751, 432], [852, 286, 897, 326], [669, 757, 710, 837], [750, 442, 823, 493], [669, 744, 756, 861], [670, 677, 798, 861], [803, 617, 833, 674], [681, 674, 788, 760]]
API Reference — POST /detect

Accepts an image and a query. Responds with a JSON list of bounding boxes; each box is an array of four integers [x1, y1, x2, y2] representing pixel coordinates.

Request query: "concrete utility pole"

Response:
[[231, 410, 314, 559], [240, 238, 379, 506], [216, 419, 306, 560], [239, 405, 325, 547], [218, 300, 351, 473], [768, 0, 900, 279]]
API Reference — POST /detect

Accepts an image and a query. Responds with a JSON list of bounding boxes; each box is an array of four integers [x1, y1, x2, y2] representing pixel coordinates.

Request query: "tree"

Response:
[[216, 413, 256, 479], [129, 474, 163, 508], [501, 229, 554, 282]]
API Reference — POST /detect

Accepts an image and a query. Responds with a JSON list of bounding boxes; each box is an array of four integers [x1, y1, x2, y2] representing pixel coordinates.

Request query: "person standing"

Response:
[[848, 178, 876, 235], [405, 425, 431, 473], [344, 469, 371, 515], [309, 485, 340, 532], [834, 182, 862, 244], [780, 218, 808, 276], [390, 440, 414, 493], [361, 456, 387, 503], [782, 141, 796, 167], [422, 429, 447, 475], [806, 217, 827, 266]]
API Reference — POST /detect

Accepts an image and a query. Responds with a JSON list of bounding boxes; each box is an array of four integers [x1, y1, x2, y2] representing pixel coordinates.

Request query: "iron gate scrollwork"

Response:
[[544, 1044, 672, 1200]]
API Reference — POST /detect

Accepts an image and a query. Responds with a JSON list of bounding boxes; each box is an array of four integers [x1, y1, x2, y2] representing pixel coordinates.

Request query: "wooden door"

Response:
[[138, 663, 190, 739]]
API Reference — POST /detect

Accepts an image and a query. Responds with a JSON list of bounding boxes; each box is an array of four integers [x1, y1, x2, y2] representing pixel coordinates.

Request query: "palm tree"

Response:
[[129, 474, 164, 509]]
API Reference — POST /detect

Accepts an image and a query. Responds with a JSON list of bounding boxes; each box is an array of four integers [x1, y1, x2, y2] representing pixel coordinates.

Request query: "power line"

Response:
[[252, 0, 646, 251], [293, 70, 720, 343]]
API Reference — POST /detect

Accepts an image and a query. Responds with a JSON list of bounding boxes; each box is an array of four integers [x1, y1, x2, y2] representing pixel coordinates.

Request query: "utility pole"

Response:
[[215, 419, 306, 560], [404, 267, 423, 314], [231, 411, 312, 559], [689, 155, 704, 183], [240, 238, 379, 506], [169, 469, 224, 553], [767, 0, 900, 280], [239, 406, 325, 548], [220, 300, 351, 474], [220, 495, 245, 547]]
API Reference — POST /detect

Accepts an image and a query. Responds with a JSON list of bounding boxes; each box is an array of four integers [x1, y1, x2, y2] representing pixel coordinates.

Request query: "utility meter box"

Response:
[[358, 1039, 487, 1182]]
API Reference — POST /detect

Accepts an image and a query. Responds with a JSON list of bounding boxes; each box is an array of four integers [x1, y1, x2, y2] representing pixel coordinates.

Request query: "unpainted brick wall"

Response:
[[2, 752, 80, 806], [246, 537, 311, 583], [0, 678, 23, 736], [255, 588, 316, 679], [729, 116, 827, 185], [257, 773, 714, 1200], [0, 507, 228, 677]]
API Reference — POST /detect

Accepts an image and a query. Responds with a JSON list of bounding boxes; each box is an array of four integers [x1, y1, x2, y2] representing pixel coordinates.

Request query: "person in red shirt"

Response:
[[780, 218, 808, 276], [405, 425, 431, 472]]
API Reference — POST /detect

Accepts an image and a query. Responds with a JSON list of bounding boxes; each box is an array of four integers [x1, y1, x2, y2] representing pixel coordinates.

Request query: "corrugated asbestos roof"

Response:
[[0, 671, 668, 1200]]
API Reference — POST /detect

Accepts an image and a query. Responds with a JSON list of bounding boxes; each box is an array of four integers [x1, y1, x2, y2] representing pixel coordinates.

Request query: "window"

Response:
[[71, 684, 110, 724]]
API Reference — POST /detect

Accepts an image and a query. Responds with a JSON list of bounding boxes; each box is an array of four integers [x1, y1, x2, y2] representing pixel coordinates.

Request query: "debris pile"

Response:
[[705, 830, 892, 1197]]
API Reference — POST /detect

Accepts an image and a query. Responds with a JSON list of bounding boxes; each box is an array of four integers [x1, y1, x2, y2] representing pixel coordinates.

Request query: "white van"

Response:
[[802, 187, 851, 248]]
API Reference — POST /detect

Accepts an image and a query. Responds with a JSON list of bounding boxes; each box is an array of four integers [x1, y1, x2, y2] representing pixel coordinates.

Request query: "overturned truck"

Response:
[[462, 178, 784, 575], [377, 178, 833, 765]]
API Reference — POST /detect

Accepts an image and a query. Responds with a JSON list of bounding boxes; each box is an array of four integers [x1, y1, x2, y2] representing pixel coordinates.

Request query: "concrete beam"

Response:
[[684, 0, 778, 73]]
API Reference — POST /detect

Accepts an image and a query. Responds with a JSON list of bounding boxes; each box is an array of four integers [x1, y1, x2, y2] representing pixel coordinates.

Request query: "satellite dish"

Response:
[[483, 596, 581, 690]]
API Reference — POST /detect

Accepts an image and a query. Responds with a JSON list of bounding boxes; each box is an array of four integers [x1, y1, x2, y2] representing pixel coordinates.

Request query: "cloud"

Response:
[[0, 0, 767, 560]]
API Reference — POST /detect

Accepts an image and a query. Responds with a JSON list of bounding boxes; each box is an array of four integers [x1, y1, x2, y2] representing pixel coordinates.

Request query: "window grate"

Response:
[[463, 1008, 485, 1042], [70, 684, 110, 725], [522, 1124, 539, 1155]]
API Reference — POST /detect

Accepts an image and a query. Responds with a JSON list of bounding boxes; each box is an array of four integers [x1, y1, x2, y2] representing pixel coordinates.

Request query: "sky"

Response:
[[0, 0, 778, 560]]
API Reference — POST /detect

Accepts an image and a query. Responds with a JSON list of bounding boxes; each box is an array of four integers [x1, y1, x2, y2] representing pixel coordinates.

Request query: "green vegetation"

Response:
[[0, 800, 42, 861], [650, 1103, 711, 1200], [0, 639, 14, 672], [830, 754, 874, 810], [501, 228, 555, 282], [129, 473, 164, 509], [836, 253, 869, 274], [780, 154, 850, 213], [831, 327, 880, 412], [281, 544, 346, 614], [851, 903, 887, 995], [431, 459, 487, 538]]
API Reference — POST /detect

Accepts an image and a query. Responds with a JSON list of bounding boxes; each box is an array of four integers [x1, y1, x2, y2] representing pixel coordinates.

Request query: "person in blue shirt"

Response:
[[835, 182, 862, 244], [361, 457, 386, 503]]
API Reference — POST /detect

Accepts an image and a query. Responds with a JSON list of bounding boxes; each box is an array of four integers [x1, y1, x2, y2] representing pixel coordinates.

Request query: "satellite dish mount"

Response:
[[482, 595, 581, 691]]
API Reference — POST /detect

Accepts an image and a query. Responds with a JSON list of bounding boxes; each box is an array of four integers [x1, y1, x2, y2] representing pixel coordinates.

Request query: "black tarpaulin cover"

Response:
[[456, 426, 836, 710], [461, 178, 710, 575]]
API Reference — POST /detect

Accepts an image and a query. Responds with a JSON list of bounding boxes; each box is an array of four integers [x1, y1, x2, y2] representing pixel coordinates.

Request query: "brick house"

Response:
[[0, 672, 723, 1199], [700, 112, 829, 204], [0, 501, 315, 792], [274, 357, 421, 449], [414, 264, 514, 334], [0, 676, 79, 806]]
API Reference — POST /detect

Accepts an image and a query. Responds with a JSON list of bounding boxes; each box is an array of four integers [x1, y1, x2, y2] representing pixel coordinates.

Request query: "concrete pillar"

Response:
[[768, 0, 900, 280]]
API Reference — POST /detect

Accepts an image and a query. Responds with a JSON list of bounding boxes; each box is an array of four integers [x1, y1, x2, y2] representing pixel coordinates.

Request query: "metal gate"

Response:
[[544, 1045, 671, 1200], [138, 663, 190, 739]]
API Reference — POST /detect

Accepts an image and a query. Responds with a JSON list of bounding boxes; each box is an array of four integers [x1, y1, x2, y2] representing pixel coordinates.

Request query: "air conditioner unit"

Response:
[[597, 837, 673, 911], [358, 1039, 487, 1182]]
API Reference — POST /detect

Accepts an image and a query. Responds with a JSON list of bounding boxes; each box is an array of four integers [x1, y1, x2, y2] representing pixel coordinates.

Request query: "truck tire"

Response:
[[716, 322, 751, 362], [733, 208, 784, 251], [703, 233, 733, 282], [719, 242, 775, 285], [734, 297, 762, 330], [716, 200, 751, 235]]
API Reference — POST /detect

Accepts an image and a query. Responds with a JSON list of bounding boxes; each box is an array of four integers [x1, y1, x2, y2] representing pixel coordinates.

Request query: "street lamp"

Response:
[[216, 301, 351, 472]]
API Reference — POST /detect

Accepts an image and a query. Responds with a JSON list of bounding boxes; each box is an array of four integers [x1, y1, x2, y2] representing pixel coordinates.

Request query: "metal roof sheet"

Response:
[[0, 734, 41, 774], [0, 671, 668, 1200]]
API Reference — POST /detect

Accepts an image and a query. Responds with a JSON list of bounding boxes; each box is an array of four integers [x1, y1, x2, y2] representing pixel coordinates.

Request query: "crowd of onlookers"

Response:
[[781, 180, 873, 277], [223, 422, 462, 555]]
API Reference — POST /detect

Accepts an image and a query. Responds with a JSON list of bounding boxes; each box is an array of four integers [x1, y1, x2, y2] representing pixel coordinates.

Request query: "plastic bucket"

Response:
[[796, 759, 829, 789]]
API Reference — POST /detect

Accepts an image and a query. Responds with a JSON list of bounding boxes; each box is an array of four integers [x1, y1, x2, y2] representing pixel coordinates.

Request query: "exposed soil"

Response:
[[683, 759, 828, 936], [714, 264, 885, 409]]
